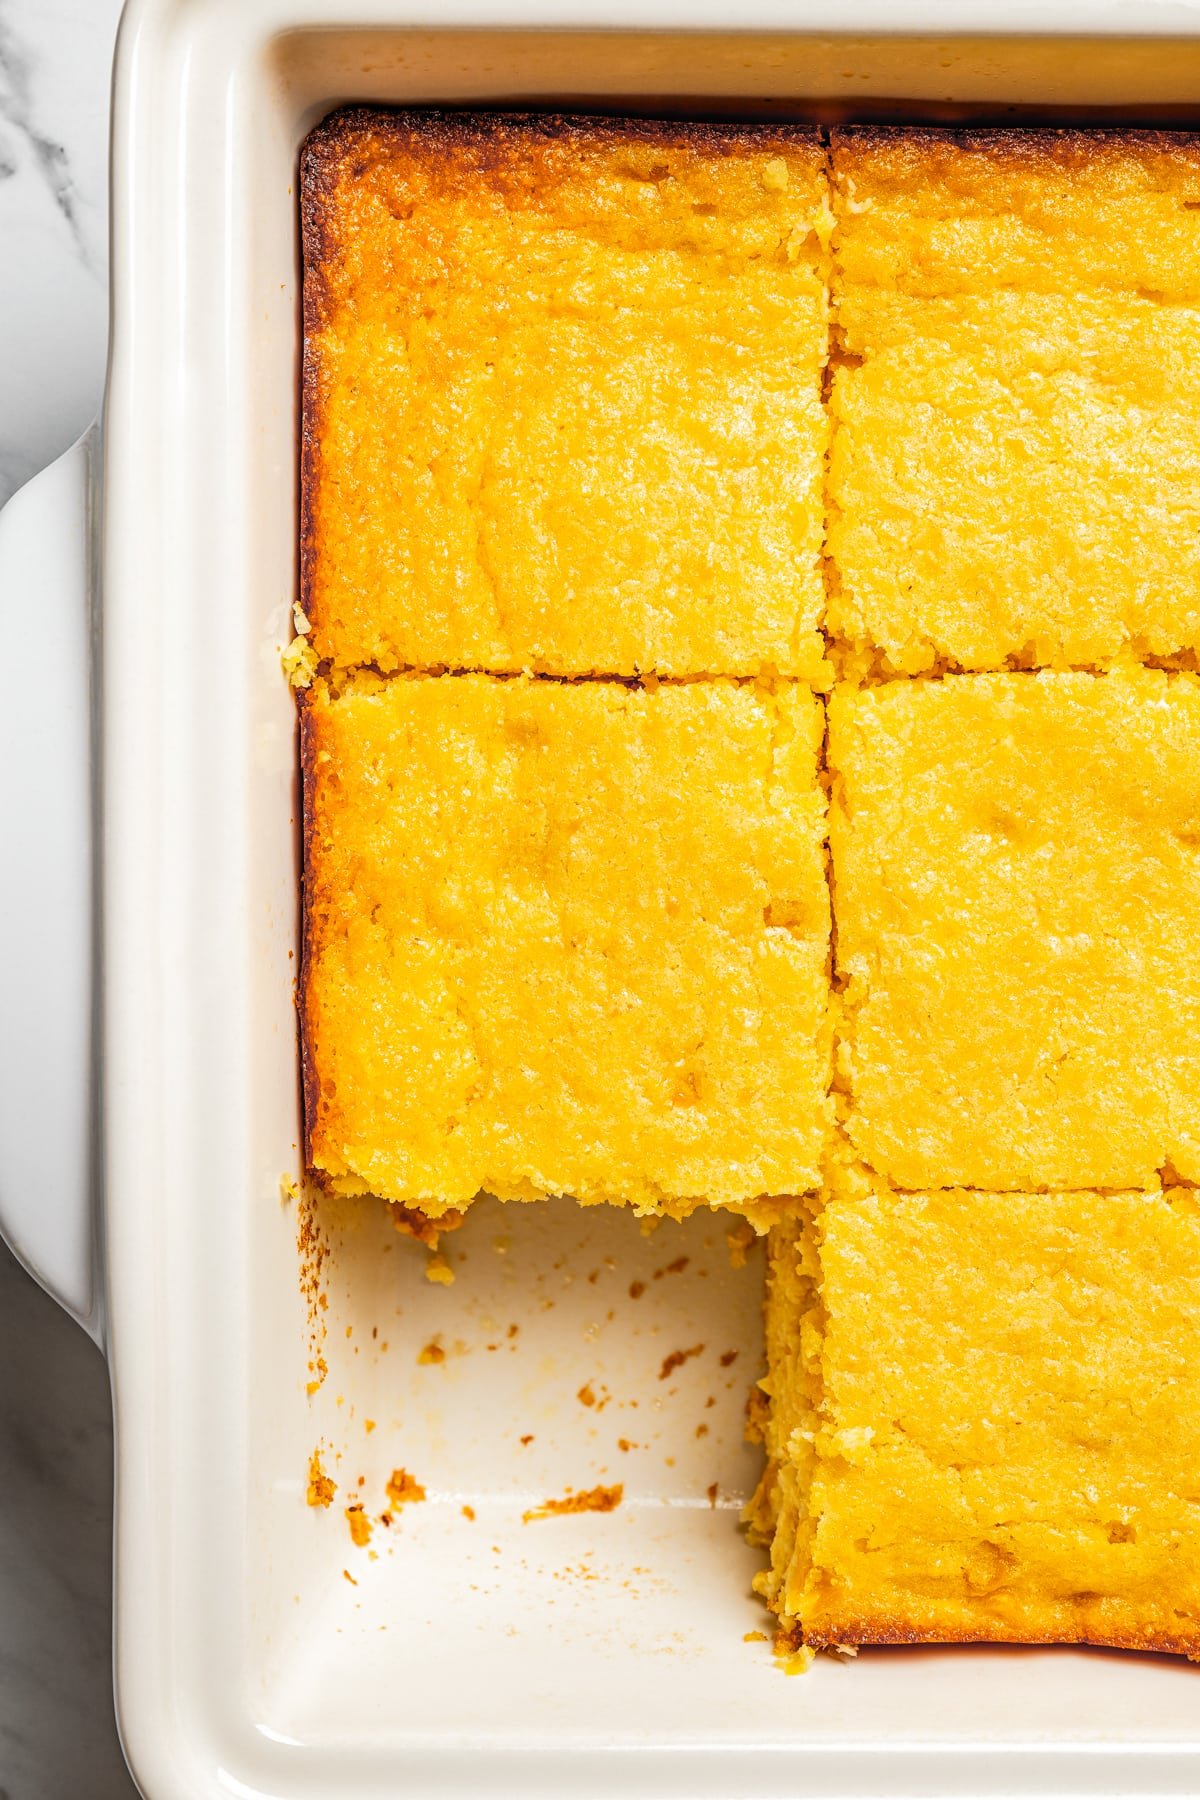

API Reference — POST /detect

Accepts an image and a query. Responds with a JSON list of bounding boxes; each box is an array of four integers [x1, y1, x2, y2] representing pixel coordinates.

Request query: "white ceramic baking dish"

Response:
[[7, 1, 1200, 1794]]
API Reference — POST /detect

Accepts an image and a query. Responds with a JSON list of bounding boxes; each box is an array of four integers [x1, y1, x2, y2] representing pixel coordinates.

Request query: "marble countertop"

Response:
[[0, 0, 136, 1793]]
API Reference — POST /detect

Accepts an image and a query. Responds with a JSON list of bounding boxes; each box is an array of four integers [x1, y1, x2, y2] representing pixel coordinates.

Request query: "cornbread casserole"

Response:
[[828, 128, 1200, 675], [298, 114, 1200, 1666], [752, 1187, 1200, 1657], [829, 668, 1200, 1192], [301, 110, 831, 681], [302, 674, 831, 1217]]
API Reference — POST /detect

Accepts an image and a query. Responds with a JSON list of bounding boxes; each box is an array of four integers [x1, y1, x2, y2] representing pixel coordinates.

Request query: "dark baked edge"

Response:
[[831, 122, 1200, 166], [304, 102, 825, 189], [799, 1611, 1200, 1658], [297, 688, 323, 1180]]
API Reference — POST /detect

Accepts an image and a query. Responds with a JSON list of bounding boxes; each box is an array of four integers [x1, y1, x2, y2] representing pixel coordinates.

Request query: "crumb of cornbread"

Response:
[[306, 1451, 336, 1508], [345, 1504, 372, 1547], [522, 1483, 623, 1523], [828, 128, 1200, 673], [301, 109, 831, 681], [282, 634, 319, 690], [829, 667, 1200, 1190], [385, 1468, 426, 1508], [301, 672, 832, 1215], [759, 1187, 1200, 1659]]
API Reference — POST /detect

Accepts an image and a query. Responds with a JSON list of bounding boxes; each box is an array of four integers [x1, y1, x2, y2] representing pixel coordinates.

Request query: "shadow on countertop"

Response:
[[0, 1245, 136, 1798]]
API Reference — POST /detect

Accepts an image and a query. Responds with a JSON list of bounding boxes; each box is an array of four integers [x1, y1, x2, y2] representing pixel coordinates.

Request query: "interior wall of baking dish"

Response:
[[104, 3, 1200, 1796]]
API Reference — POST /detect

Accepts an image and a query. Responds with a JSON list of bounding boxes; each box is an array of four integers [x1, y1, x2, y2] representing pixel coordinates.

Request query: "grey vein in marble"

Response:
[[0, 2, 92, 267]]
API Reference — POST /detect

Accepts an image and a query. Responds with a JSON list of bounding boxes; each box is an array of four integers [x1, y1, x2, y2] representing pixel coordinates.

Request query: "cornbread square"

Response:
[[302, 674, 832, 1216], [829, 668, 1200, 1190], [828, 128, 1200, 673], [301, 110, 831, 682], [756, 1187, 1200, 1657]]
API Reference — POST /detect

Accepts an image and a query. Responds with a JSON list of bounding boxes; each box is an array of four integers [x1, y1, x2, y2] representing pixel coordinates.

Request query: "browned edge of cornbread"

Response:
[[296, 691, 323, 1184], [299, 105, 824, 659], [796, 1614, 1200, 1659], [830, 122, 1200, 169]]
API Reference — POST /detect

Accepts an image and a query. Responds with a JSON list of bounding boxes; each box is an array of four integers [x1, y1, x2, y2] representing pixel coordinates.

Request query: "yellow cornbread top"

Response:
[[835, 129, 1200, 301], [776, 1187, 1200, 1656], [828, 128, 1200, 673], [830, 667, 1200, 1191], [302, 672, 832, 1214], [302, 110, 832, 681]]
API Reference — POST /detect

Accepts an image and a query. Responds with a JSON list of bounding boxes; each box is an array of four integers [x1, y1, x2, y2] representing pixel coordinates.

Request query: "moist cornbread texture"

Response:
[[756, 1187, 1200, 1657], [828, 129, 1200, 673], [302, 110, 831, 680], [829, 667, 1200, 1191], [302, 673, 832, 1216]]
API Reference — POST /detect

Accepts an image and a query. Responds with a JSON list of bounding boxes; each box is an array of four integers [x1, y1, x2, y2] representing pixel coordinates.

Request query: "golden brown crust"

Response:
[[803, 1613, 1200, 1660], [303, 104, 823, 197], [831, 123, 1200, 170], [297, 689, 324, 1177]]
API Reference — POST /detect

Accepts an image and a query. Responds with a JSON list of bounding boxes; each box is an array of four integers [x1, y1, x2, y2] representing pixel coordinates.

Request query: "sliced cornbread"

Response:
[[302, 110, 831, 681], [828, 128, 1200, 674], [301, 673, 832, 1217], [757, 1186, 1200, 1657], [829, 667, 1200, 1191]]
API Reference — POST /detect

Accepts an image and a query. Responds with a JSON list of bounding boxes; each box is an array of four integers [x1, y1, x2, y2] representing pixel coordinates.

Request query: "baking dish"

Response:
[[6, 2, 1200, 1795]]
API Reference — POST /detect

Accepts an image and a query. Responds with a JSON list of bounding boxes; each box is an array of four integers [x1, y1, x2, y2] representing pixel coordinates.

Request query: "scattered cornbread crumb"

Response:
[[282, 634, 319, 689], [727, 1221, 757, 1269], [654, 1256, 690, 1280], [279, 1172, 300, 1203], [385, 1468, 427, 1508], [658, 1344, 704, 1381], [425, 1255, 455, 1286], [523, 1484, 624, 1524], [306, 1451, 336, 1509], [345, 1505, 372, 1547], [462, 1505, 476, 1521], [776, 1643, 815, 1676], [296, 1188, 329, 1394], [418, 1339, 446, 1365]]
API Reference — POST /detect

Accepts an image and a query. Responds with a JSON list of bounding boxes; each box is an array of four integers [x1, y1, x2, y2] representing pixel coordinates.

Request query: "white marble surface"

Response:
[[0, 0, 136, 1793]]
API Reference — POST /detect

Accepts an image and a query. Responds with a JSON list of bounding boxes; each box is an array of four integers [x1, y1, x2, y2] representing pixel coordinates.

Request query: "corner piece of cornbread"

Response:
[[828, 128, 1200, 674], [302, 109, 832, 681], [830, 667, 1200, 1191], [301, 673, 832, 1217], [755, 1187, 1200, 1658]]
